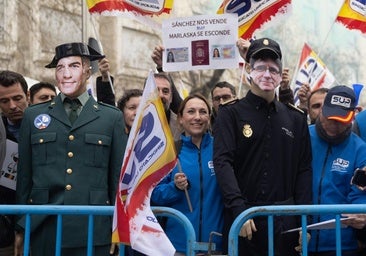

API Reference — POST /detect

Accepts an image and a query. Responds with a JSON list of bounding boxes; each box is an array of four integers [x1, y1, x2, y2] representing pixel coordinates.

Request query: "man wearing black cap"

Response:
[[15, 42, 127, 255], [308, 85, 366, 255], [213, 38, 312, 255]]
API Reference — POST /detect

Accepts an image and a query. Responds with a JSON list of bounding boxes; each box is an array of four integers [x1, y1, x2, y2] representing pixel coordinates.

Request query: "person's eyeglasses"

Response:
[[252, 65, 280, 75], [213, 94, 233, 102]]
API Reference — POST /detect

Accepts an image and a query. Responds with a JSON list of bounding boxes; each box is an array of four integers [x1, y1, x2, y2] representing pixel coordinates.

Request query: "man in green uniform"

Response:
[[15, 42, 127, 256]]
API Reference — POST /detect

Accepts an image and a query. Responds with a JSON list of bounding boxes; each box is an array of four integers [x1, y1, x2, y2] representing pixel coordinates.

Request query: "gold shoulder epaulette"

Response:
[[221, 98, 239, 106], [287, 103, 304, 114]]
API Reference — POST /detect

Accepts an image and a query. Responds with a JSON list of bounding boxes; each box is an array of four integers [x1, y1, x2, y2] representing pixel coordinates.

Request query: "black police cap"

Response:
[[245, 38, 282, 63]]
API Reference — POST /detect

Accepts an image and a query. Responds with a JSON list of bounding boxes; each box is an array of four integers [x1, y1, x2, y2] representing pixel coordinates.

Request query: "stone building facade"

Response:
[[0, 0, 239, 101]]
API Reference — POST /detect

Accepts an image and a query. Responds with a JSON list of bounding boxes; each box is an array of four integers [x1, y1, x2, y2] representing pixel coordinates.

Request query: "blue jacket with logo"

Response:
[[354, 110, 366, 142], [151, 132, 223, 253], [308, 124, 366, 252]]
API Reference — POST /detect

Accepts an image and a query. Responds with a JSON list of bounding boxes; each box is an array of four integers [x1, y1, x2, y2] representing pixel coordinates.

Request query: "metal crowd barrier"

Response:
[[2, 204, 365, 255], [228, 204, 366, 256], [0, 205, 202, 256]]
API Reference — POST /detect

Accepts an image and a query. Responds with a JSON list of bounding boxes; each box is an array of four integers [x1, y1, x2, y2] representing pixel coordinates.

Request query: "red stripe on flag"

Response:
[[88, 1, 171, 15], [241, 0, 291, 39], [336, 17, 366, 34], [128, 160, 176, 215]]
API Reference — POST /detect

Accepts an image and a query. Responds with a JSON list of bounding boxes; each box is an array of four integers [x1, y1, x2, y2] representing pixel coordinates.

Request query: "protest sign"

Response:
[[0, 139, 18, 190], [162, 13, 238, 72]]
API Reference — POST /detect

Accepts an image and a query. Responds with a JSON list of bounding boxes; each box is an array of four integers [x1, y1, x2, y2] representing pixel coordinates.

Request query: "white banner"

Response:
[[162, 13, 239, 72]]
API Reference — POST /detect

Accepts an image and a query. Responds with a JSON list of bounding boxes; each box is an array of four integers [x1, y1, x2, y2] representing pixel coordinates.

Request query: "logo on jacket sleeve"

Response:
[[34, 114, 51, 129]]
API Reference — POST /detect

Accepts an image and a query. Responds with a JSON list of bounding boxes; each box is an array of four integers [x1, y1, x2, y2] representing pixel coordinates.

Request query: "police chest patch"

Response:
[[242, 124, 252, 138], [34, 114, 51, 129]]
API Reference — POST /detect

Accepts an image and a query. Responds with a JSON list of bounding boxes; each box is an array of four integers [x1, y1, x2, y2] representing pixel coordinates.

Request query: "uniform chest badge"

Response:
[[242, 124, 252, 138], [34, 114, 51, 129]]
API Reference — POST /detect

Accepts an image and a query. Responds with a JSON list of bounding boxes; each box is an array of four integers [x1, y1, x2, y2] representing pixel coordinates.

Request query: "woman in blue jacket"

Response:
[[151, 93, 223, 255]]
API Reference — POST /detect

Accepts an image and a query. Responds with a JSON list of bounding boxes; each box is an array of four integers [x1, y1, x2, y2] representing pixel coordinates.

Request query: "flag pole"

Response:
[[177, 159, 193, 212], [306, 0, 344, 87], [238, 63, 246, 99]]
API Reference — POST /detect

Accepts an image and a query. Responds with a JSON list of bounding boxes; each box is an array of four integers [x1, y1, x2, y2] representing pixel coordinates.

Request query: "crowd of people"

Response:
[[0, 36, 366, 256]]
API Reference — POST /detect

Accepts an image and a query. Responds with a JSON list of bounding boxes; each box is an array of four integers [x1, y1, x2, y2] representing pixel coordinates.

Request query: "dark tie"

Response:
[[65, 98, 81, 124]]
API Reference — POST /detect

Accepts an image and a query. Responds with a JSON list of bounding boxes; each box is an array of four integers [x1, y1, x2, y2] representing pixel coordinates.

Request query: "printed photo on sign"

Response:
[[0, 139, 18, 190], [211, 44, 236, 60], [166, 48, 189, 63]]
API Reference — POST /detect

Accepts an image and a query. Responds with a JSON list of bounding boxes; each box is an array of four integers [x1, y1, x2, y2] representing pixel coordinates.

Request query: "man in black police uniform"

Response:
[[15, 42, 127, 256], [213, 38, 312, 255]]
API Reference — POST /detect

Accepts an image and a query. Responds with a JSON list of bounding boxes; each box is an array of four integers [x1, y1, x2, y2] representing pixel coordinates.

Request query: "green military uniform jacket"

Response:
[[16, 94, 127, 250]]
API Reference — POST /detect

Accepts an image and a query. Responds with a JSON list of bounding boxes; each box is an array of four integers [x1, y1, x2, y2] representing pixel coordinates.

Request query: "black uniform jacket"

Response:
[[213, 90, 312, 219]]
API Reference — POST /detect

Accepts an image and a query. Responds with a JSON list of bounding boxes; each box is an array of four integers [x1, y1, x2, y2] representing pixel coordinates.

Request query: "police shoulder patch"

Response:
[[286, 103, 304, 114]]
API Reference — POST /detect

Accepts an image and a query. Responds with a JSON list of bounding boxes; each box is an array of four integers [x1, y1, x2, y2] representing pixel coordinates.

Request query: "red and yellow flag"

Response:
[[86, 0, 173, 16], [112, 71, 177, 255], [292, 43, 335, 105], [336, 0, 366, 34], [217, 0, 292, 39]]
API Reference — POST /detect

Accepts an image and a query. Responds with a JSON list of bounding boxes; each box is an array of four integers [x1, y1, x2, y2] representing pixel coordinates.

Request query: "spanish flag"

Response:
[[86, 0, 174, 16], [217, 0, 292, 39], [336, 0, 366, 34]]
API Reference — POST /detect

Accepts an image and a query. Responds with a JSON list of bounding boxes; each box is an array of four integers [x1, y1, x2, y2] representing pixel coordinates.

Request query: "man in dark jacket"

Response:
[[213, 38, 312, 255], [0, 70, 29, 256], [15, 42, 127, 256]]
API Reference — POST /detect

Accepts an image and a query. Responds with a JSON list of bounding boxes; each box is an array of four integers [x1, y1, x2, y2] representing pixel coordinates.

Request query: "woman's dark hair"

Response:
[[117, 89, 143, 112], [177, 93, 211, 117], [167, 51, 175, 62], [213, 48, 220, 57]]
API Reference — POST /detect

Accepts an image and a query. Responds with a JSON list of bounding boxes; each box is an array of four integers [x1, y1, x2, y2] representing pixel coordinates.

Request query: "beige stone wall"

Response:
[[0, 0, 84, 84]]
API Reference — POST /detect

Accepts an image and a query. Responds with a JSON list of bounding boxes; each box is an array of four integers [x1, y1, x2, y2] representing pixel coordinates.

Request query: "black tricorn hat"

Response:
[[45, 42, 105, 68]]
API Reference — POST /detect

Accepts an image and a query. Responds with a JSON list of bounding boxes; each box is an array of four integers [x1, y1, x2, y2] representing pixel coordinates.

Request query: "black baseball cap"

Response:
[[45, 42, 105, 68], [245, 38, 282, 62], [322, 85, 356, 124]]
